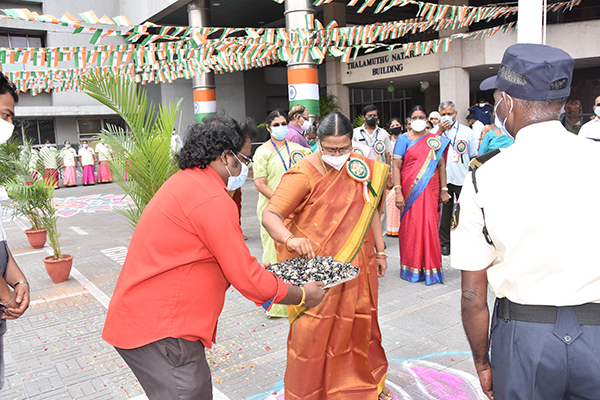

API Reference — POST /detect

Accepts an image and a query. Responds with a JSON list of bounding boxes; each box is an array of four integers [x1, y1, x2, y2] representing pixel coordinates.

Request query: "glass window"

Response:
[[363, 89, 372, 103], [10, 35, 27, 48], [351, 88, 362, 104], [373, 89, 382, 102], [17, 119, 40, 145], [78, 119, 102, 134], [38, 120, 55, 144], [383, 88, 393, 100], [28, 37, 43, 48], [104, 117, 127, 132], [0, 34, 8, 48]]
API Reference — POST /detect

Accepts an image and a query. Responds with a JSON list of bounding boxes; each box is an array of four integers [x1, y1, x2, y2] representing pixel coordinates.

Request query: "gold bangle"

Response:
[[285, 234, 296, 252], [297, 287, 306, 306], [392, 185, 402, 191], [376, 251, 387, 257], [441, 187, 449, 191]]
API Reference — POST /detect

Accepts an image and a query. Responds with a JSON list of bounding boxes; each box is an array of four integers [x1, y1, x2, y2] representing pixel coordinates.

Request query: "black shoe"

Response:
[[441, 245, 450, 256]]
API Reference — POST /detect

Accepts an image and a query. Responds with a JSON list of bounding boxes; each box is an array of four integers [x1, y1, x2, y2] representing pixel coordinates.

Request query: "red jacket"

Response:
[[103, 166, 287, 349]]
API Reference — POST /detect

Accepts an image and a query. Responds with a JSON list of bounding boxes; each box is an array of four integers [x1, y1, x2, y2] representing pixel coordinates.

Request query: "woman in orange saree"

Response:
[[262, 111, 391, 400]]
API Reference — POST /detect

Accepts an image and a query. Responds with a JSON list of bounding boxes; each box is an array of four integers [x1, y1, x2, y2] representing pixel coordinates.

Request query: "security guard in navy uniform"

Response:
[[452, 43, 600, 400]]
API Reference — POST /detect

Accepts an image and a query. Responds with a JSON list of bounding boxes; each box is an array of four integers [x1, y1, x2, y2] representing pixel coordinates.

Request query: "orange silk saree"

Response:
[[267, 154, 389, 400]]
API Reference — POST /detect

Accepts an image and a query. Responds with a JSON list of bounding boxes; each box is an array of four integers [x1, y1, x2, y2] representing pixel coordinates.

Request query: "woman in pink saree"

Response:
[[391, 106, 451, 285]]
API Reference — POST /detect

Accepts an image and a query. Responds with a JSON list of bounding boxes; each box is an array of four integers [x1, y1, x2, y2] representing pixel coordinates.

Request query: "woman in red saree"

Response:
[[392, 106, 451, 285], [262, 111, 392, 400]]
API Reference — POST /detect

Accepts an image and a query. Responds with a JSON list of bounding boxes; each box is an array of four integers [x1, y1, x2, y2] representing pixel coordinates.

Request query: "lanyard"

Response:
[[360, 129, 378, 147], [271, 139, 291, 171], [445, 124, 458, 148]]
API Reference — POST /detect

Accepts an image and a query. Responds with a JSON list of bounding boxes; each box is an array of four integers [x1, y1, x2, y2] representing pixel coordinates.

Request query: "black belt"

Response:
[[497, 297, 600, 325]]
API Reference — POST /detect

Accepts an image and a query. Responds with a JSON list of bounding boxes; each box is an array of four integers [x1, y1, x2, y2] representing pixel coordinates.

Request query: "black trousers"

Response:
[[438, 183, 462, 248], [116, 337, 212, 400]]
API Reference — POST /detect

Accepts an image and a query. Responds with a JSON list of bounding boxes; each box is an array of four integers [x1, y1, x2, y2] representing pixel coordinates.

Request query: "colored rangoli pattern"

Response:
[[1, 194, 134, 221], [52, 194, 135, 217]]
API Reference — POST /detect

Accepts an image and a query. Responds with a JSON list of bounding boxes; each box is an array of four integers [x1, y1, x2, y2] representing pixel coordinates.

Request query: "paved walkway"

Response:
[[0, 179, 491, 400]]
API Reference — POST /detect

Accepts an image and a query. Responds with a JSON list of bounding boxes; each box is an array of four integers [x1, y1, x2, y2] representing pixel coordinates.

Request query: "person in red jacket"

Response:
[[103, 115, 326, 400]]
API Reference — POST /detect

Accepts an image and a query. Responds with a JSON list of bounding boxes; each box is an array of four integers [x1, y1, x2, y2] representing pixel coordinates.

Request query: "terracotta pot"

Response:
[[43, 254, 74, 283], [24, 229, 47, 249]]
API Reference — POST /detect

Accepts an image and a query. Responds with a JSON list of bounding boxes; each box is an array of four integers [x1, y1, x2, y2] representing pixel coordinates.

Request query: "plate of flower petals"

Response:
[[266, 256, 360, 289]]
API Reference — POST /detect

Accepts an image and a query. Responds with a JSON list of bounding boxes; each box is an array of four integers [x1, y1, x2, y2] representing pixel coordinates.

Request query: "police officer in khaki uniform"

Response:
[[452, 44, 600, 400]]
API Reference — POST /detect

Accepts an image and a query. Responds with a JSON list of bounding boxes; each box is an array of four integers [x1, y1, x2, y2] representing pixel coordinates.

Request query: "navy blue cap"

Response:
[[480, 43, 574, 101]]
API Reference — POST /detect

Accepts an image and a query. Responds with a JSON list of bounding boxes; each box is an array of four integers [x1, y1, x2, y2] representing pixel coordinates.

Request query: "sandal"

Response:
[[379, 387, 393, 400]]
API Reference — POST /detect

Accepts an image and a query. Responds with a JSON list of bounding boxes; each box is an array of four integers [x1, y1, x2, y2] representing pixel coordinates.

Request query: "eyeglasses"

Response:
[[271, 122, 287, 127], [320, 145, 352, 156], [236, 152, 253, 167]]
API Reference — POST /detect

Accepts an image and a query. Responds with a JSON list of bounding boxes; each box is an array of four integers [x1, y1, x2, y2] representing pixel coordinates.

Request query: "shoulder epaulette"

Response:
[[468, 148, 501, 171]]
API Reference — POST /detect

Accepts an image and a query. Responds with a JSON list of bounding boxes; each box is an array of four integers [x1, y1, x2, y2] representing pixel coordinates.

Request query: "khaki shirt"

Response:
[[452, 121, 600, 306]]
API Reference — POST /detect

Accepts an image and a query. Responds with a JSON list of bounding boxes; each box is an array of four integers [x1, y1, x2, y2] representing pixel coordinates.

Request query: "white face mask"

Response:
[[479, 103, 485, 107], [0, 118, 14, 145], [300, 117, 311, 131], [270, 125, 288, 141], [320, 145, 351, 171], [494, 96, 514, 139], [223, 153, 249, 191], [411, 119, 427, 132]]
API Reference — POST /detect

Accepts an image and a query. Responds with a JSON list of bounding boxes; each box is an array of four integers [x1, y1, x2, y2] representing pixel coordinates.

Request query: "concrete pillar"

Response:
[[188, 0, 216, 123], [439, 67, 470, 124], [518, 0, 544, 44], [438, 0, 470, 124], [285, 0, 320, 118], [323, 2, 350, 117]]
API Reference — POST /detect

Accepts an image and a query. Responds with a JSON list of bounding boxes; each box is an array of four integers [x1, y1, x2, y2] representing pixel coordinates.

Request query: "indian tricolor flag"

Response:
[[193, 89, 216, 123], [287, 67, 319, 116]]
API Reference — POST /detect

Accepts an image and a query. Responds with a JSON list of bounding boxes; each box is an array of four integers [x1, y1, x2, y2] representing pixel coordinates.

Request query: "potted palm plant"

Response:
[[1, 142, 72, 282], [1, 141, 48, 248], [39, 186, 73, 283]]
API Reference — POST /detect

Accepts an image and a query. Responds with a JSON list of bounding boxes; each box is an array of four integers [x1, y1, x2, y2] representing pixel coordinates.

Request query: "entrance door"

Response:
[[350, 88, 413, 129]]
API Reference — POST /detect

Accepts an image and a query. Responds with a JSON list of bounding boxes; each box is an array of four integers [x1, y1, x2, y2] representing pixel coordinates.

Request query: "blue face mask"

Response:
[[270, 125, 288, 141], [440, 115, 454, 128], [595, 108, 600, 117], [224, 152, 249, 191], [494, 96, 514, 139], [65, 144, 71, 148]]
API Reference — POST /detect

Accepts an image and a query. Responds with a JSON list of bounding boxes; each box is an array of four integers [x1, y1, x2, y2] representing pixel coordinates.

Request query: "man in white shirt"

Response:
[[437, 101, 478, 256], [467, 113, 485, 150], [578, 95, 600, 140], [352, 105, 392, 164], [453, 43, 600, 400]]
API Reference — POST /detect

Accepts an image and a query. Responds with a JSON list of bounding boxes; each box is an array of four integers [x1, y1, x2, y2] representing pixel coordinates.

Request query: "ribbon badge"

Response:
[[427, 137, 442, 160], [290, 150, 305, 165], [455, 140, 468, 164], [351, 147, 366, 157], [346, 158, 376, 203], [373, 140, 386, 155]]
